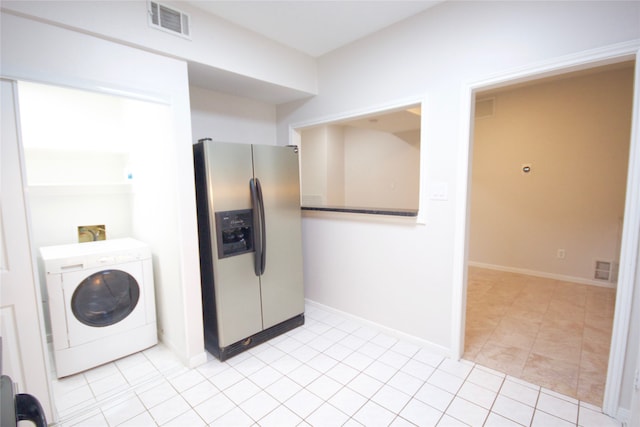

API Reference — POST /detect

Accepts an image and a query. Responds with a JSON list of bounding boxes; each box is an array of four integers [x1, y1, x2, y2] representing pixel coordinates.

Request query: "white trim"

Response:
[[468, 261, 617, 289], [604, 48, 640, 417], [458, 39, 639, 94], [305, 299, 451, 358], [288, 95, 425, 131], [452, 38, 640, 421], [2, 78, 56, 420], [1, 75, 172, 106], [452, 80, 474, 362], [187, 351, 208, 369]]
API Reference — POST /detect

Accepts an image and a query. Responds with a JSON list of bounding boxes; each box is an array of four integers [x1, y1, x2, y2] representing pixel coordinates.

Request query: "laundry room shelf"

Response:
[[27, 183, 133, 196]]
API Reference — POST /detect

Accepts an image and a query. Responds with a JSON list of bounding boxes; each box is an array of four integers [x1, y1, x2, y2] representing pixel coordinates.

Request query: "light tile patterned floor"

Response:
[[463, 267, 616, 406], [50, 303, 621, 426]]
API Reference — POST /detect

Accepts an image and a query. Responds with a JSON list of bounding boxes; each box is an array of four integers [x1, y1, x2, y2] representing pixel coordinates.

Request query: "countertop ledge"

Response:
[[301, 206, 418, 217]]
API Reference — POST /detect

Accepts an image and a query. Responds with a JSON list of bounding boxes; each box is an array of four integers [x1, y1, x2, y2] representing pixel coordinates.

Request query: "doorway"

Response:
[[463, 62, 634, 405], [15, 81, 171, 392], [454, 45, 640, 420]]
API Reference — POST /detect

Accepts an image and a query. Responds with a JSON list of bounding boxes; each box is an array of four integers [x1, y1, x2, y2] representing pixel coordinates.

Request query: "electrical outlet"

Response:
[[557, 249, 566, 259]]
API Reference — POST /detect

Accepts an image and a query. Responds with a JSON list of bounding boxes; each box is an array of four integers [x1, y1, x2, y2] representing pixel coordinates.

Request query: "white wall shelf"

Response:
[[27, 183, 133, 197]]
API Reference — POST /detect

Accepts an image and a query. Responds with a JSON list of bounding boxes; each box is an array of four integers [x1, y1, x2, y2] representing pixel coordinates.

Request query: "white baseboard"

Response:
[[187, 351, 209, 369], [157, 332, 208, 370], [304, 299, 453, 359], [468, 261, 616, 289]]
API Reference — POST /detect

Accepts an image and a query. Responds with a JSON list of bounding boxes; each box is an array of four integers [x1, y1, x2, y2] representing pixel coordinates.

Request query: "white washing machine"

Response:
[[40, 238, 157, 378]]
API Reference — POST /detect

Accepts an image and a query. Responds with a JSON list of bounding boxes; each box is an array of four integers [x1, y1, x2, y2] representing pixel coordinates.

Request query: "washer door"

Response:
[[72, 270, 140, 327], [62, 261, 148, 347]]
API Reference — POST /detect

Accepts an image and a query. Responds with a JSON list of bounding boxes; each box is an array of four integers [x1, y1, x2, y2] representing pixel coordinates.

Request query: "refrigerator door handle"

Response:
[[256, 178, 267, 275], [250, 178, 267, 276]]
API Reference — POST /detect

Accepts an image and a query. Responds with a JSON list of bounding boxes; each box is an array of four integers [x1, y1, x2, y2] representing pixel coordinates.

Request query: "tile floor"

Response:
[[463, 267, 616, 406], [49, 303, 621, 426]]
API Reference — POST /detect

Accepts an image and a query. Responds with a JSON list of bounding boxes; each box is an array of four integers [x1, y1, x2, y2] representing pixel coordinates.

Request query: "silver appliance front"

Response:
[[251, 144, 304, 330], [204, 142, 262, 347], [195, 140, 304, 358]]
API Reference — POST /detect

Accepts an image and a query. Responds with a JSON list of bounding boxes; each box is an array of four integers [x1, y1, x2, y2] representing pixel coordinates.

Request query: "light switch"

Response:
[[430, 182, 448, 201]]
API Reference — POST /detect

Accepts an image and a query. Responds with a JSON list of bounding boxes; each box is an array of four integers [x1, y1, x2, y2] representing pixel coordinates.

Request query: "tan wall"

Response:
[[469, 65, 634, 284], [300, 126, 329, 205], [301, 125, 419, 209], [344, 127, 419, 209]]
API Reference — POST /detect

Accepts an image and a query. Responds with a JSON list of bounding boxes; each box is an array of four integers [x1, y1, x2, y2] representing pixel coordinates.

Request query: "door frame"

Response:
[[1, 78, 55, 420], [452, 40, 640, 419]]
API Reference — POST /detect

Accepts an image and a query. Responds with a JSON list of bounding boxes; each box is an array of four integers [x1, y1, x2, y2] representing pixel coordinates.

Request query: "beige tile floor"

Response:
[[463, 267, 616, 407]]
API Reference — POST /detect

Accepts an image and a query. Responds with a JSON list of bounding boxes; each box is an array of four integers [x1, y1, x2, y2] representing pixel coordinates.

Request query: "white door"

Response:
[[0, 79, 54, 420]]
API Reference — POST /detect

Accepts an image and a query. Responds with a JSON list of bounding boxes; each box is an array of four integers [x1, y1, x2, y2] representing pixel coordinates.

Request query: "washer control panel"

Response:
[[41, 238, 151, 274]]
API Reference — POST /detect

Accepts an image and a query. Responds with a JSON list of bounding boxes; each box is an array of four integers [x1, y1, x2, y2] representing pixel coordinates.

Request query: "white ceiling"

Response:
[[186, 1, 441, 57]]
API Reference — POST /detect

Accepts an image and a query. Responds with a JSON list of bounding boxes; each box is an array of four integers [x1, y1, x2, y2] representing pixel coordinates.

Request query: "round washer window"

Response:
[[72, 269, 140, 327]]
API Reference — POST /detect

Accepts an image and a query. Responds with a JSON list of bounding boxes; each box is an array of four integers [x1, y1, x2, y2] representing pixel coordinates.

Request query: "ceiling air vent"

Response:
[[148, 1, 190, 39]]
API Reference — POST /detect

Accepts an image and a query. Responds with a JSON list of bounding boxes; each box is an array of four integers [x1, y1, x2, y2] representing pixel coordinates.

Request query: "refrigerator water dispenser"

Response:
[[214, 209, 254, 258]]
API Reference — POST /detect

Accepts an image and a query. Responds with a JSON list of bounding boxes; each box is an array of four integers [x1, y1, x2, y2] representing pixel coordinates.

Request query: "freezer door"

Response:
[[252, 145, 305, 329], [203, 142, 263, 347], [214, 254, 264, 346]]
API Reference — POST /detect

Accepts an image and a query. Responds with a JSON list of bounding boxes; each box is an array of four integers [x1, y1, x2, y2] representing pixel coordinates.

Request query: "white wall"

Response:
[[277, 0, 640, 403], [18, 82, 162, 250], [189, 86, 277, 145], [0, 11, 206, 401], [469, 66, 633, 284], [1, 1, 317, 100]]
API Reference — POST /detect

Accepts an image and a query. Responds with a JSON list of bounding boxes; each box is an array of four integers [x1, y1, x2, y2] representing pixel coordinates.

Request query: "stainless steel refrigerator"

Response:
[[193, 140, 305, 360]]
